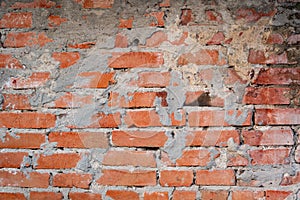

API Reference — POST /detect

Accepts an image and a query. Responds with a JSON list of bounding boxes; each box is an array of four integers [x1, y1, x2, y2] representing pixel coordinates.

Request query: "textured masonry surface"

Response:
[[0, 0, 300, 199]]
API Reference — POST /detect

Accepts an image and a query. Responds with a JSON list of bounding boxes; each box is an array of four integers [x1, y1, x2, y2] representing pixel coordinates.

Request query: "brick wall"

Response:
[[0, 0, 299, 199]]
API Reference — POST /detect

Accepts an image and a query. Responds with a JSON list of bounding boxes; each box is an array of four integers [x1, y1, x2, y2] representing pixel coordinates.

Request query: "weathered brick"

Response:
[[0, 112, 55, 128], [0, 12, 32, 28], [145, 31, 168, 47], [52, 52, 80, 68], [188, 110, 252, 127], [242, 127, 294, 146], [236, 8, 275, 22], [266, 33, 284, 44], [30, 192, 63, 200], [184, 91, 224, 107], [0, 54, 22, 69], [76, 72, 115, 88], [196, 170, 235, 186], [178, 49, 226, 66], [255, 108, 300, 125], [265, 190, 293, 200], [0, 193, 26, 200], [200, 190, 228, 200], [68, 42, 96, 49], [0, 133, 45, 149], [45, 92, 93, 108], [124, 110, 185, 127], [0, 170, 49, 188], [243, 87, 291, 105], [205, 10, 223, 23], [4, 32, 53, 48], [7, 72, 50, 89], [296, 145, 300, 163], [160, 170, 193, 186], [227, 154, 249, 167], [176, 149, 215, 167], [48, 15, 67, 27], [11, 0, 56, 8], [35, 153, 81, 169], [69, 192, 102, 200], [232, 190, 264, 200], [118, 17, 133, 29], [112, 130, 167, 147], [186, 130, 240, 147], [172, 190, 196, 200], [281, 171, 300, 186], [49, 132, 109, 148], [115, 33, 128, 48], [97, 169, 156, 186], [287, 34, 300, 44], [248, 49, 289, 64], [137, 71, 170, 88], [249, 148, 290, 165], [83, 0, 114, 8], [180, 9, 193, 25], [108, 52, 164, 68], [106, 190, 139, 200], [103, 150, 156, 167], [253, 68, 300, 85], [144, 192, 168, 200], [206, 32, 225, 45], [2, 94, 31, 110], [146, 12, 165, 27], [53, 173, 92, 189], [0, 152, 28, 168], [108, 91, 167, 108]]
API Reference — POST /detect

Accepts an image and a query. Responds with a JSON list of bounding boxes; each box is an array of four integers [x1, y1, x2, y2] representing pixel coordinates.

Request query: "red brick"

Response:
[[146, 12, 165, 27], [227, 154, 249, 167], [172, 190, 196, 200], [0, 12, 32, 28], [243, 87, 290, 105], [287, 34, 300, 44], [145, 31, 168, 47], [118, 17, 133, 29], [106, 190, 139, 200], [68, 42, 96, 49], [249, 148, 290, 165], [178, 49, 226, 66], [112, 130, 167, 147], [4, 32, 53, 48], [115, 33, 128, 48], [45, 92, 93, 108], [69, 192, 102, 200], [2, 94, 31, 110], [196, 170, 235, 186], [52, 52, 80, 68], [180, 9, 193, 25], [205, 10, 223, 23], [186, 130, 240, 147], [103, 150, 156, 167], [137, 71, 170, 88], [0, 112, 55, 128], [109, 91, 167, 108], [266, 33, 284, 44], [281, 171, 300, 186], [236, 8, 275, 22], [206, 32, 225, 45], [160, 170, 193, 186], [49, 132, 109, 148], [0, 193, 26, 200], [0, 152, 28, 168], [296, 145, 300, 163], [242, 127, 294, 146], [0, 170, 49, 188], [97, 169, 156, 186], [0, 133, 45, 149], [188, 110, 252, 127], [253, 68, 300, 85], [108, 52, 164, 68], [124, 110, 185, 127], [176, 149, 215, 167], [76, 72, 115, 88], [144, 192, 168, 200], [232, 190, 264, 200], [159, 0, 170, 7], [0, 54, 22, 69], [30, 192, 63, 200], [35, 153, 81, 169], [255, 108, 300, 125], [248, 49, 289, 64], [53, 173, 92, 189], [201, 190, 228, 200], [83, 0, 114, 8], [7, 72, 50, 89], [48, 15, 67, 27], [184, 91, 224, 107], [11, 0, 56, 8], [265, 190, 292, 200]]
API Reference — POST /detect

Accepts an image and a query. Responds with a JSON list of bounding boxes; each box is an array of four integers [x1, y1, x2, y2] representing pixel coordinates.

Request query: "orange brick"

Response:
[[106, 190, 139, 200], [68, 42, 96, 49], [7, 72, 50, 89], [52, 52, 80, 68], [4, 32, 53, 48], [48, 15, 67, 27], [0, 12, 32, 28], [265, 190, 292, 200], [0, 54, 22, 69], [69, 192, 102, 200], [35, 153, 81, 169], [232, 190, 264, 200], [2, 93, 31, 110], [0, 133, 45, 149], [46, 92, 93, 108], [176, 149, 215, 167], [137, 71, 170, 88], [196, 170, 235, 186], [53, 173, 92, 189], [253, 68, 300, 85], [77, 72, 115, 88], [0, 192, 26, 200], [178, 49, 226, 65], [30, 192, 63, 200], [0, 152, 28, 168], [201, 190, 228, 200], [11, 0, 56, 8], [255, 108, 300, 125], [250, 148, 290, 165], [118, 18, 133, 29], [83, 0, 114, 8], [160, 170, 193, 186], [172, 190, 196, 200], [144, 192, 168, 200]]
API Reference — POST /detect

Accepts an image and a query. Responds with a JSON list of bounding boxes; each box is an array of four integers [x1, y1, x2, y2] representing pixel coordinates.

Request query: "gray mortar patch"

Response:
[[0, 129, 7, 142], [39, 142, 57, 156], [76, 153, 91, 172], [163, 129, 187, 163]]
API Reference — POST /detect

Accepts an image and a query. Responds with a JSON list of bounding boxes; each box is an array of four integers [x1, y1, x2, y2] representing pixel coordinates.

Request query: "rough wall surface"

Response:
[[0, 0, 300, 199]]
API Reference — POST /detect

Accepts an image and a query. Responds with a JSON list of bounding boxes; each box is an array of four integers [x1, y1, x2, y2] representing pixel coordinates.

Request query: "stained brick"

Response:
[[0, 12, 32, 28], [53, 173, 92, 189], [196, 170, 235, 186], [160, 170, 193, 186]]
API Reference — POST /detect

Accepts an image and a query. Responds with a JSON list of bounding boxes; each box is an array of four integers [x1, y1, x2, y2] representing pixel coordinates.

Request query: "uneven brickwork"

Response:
[[0, 0, 299, 199]]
